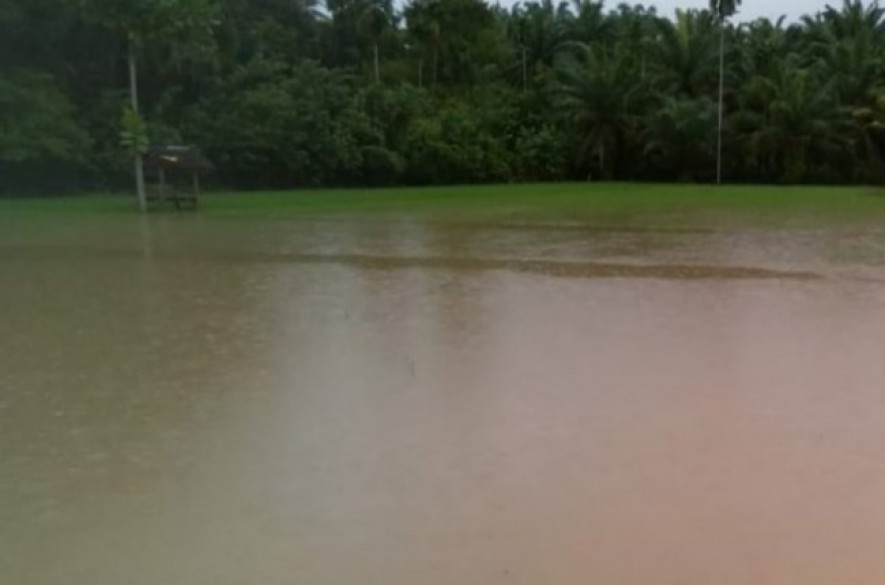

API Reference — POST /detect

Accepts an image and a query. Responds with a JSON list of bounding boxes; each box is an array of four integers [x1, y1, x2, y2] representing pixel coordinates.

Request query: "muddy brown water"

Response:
[[4, 211, 885, 585]]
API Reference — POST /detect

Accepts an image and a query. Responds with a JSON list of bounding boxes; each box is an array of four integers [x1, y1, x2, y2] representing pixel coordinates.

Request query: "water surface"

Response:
[[3, 209, 885, 585]]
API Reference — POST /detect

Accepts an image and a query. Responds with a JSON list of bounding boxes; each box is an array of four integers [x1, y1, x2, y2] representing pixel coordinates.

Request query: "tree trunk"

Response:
[[522, 46, 528, 92], [193, 171, 201, 203], [373, 42, 380, 84], [128, 36, 147, 213], [598, 142, 605, 177], [432, 47, 438, 87], [716, 22, 726, 185], [158, 166, 165, 203]]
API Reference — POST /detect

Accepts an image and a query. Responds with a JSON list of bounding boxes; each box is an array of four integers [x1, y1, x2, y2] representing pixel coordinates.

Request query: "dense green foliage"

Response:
[[3, 0, 885, 193]]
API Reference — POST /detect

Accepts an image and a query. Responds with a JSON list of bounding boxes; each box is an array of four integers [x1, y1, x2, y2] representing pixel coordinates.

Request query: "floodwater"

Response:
[[4, 208, 885, 585]]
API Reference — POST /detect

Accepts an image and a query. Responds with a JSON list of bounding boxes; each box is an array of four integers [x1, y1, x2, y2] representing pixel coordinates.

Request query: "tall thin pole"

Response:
[[522, 45, 528, 92], [373, 43, 380, 84], [129, 34, 147, 212], [716, 19, 725, 185]]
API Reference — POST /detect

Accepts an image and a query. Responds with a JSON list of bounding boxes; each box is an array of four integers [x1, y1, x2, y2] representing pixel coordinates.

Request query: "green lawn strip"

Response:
[[2, 184, 883, 229]]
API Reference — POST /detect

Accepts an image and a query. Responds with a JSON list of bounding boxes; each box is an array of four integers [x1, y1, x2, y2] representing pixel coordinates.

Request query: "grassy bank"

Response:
[[2, 183, 884, 225]]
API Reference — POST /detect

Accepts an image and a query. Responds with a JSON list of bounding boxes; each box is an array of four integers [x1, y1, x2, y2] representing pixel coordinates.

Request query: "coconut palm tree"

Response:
[[404, 0, 442, 86], [504, 0, 569, 91], [553, 42, 649, 178], [802, 0, 885, 105], [566, 0, 608, 43], [813, 0, 885, 40], [644, 97, 717, 180], [652, 9, 718, 98], [607, 3, 658, 80], [745, 61, 848, 182], [736, 16, 789, 77], [358, 0, 392, 83], [709, 0, 742, 183]]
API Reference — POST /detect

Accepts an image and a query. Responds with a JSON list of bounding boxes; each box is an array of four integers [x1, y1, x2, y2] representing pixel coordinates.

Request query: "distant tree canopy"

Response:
[[4, 0, 885, 193]]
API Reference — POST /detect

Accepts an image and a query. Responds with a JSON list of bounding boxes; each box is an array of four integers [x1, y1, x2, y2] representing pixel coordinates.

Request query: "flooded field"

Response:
[[3, 206, 885, 585]]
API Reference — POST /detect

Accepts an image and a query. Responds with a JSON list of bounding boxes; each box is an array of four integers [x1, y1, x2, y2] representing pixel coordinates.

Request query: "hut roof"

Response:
[[145, 145, 213, 171]]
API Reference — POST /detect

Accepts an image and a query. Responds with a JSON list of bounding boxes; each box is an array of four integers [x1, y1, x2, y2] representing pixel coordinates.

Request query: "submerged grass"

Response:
[[2, 183, 884, 227]]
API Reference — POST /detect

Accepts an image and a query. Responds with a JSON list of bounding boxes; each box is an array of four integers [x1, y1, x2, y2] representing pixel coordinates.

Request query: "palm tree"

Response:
[[504, 0, 569, 91], [813, 0, 885, 40], [736, 16, 789, 76], [710, 0, 742, 183], [607, 3, 659, 80], [744, 62, 848, 182], [553, 43, 648, 178], [797, 1, 885, 176], [404, 0, 442, 87], [405, 0, 497, 88], [564, 0, 608, 46], [358, 1, 391, 84], [854, 89, 885, 181], [652, 9, 718, 97], [802, 1, 885, 105], [644, 97, 717, 180]]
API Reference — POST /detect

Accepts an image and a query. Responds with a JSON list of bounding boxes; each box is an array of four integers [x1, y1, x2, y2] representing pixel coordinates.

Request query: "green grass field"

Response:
[[3, 183, 884, 227]]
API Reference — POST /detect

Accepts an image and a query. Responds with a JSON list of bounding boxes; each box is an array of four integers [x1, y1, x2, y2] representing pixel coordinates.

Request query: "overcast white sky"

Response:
[[634, 0, 832, 21], [489, 0, 841, 22]]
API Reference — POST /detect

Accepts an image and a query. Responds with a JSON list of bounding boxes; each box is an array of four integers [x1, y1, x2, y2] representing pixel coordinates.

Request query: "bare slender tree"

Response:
[[710, 0, 742, 184]]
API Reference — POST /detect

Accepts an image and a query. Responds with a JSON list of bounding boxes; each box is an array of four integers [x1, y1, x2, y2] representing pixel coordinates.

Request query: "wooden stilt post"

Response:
[[158, 167, 166, 205], [193, 171, 201, 209]]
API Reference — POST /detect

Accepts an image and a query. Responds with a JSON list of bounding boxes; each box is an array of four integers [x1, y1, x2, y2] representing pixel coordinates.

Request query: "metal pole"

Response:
[[716, 19, 725, 185], [129, 35, 147, 212], [522, 45, 528, 92], [373, 43, 380, 84]]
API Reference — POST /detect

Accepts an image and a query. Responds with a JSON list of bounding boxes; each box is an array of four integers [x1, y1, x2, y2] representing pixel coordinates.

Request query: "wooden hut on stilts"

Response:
[[145, 145, 212, 210]]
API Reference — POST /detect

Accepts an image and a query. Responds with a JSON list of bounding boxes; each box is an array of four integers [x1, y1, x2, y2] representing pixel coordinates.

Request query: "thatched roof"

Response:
[[145, 145, 213, 171]]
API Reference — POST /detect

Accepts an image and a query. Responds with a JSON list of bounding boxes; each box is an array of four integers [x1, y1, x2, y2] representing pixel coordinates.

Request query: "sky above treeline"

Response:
[[496, 0, 836, 22], [649, 0, 830, 21]]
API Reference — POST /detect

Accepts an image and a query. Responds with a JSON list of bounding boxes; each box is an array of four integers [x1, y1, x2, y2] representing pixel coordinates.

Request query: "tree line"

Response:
[[3, 0, 885, 194]]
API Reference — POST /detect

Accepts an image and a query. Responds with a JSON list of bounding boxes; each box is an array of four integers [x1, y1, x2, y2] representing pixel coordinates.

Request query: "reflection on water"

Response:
[[3, 212, 885, 585]]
